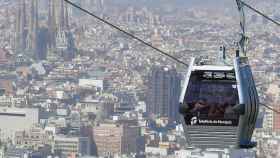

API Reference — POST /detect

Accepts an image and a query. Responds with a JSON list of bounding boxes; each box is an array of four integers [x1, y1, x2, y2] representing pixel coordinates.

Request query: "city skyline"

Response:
[[0, 0, 278, 158]]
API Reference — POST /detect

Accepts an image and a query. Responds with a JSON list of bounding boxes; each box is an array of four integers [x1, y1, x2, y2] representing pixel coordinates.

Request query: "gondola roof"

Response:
[[193, 65, 234, 72]]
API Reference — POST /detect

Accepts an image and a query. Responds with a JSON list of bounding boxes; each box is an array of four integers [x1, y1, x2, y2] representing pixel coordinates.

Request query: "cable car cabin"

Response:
[[179, 57, 259, 149]]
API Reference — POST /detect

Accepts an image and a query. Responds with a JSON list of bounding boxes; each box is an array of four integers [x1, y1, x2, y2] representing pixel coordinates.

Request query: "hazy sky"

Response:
[[110, 0, 236, 7]]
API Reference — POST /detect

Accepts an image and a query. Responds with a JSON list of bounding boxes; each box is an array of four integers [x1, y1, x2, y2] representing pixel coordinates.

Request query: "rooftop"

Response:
[[193, 65, 234, 72]]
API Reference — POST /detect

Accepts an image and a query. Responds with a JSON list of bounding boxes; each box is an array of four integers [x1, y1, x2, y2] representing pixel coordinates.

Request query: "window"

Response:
[[183, 71, 239, 126]]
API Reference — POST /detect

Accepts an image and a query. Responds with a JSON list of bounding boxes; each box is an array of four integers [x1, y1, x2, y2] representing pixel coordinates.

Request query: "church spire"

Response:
[[15, 1, 21, 50], [34, 0, 39, 31], [19, 0, 27, 50], [60, 0, 65, 30], [48, 0, 57, 49], [65, 2, 69, 30]]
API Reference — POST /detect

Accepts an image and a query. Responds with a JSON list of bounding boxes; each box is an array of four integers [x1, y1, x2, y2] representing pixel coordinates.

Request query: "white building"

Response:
[[79, 79, 103, 91], [145, 147, 169, 157], [263, 109, 273, 131], [174, 149, 256, 158], [0, 107, 39, 140]]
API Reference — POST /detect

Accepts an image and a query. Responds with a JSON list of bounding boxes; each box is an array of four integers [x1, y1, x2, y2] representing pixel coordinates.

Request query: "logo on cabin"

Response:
[[191, 116, 198, 125]]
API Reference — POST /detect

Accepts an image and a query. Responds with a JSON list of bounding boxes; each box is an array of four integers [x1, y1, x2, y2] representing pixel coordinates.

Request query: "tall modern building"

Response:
[[147, 66, 181, 121]]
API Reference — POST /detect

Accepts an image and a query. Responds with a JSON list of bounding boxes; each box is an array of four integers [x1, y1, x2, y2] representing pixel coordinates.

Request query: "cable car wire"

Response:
[[63, 0, 189, 67], [239, 0, 280, 27], [64, 0, 280, 67], [236, 0, 280, 114], [65, 0, 280, 114], [237, 1, 280, 114], [260, 103, 280, 114]]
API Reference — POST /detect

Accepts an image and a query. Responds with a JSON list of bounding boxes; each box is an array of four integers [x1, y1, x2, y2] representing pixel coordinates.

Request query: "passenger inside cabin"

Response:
[[207, 88, 237, 118], [208, 103, 225, 117], [224, 92, 238, 118], [191, 98, 210, 114]]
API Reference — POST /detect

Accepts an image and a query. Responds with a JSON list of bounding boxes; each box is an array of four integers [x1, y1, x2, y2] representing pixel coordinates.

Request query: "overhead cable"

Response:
[[239, 0, 280, 27], [260, 103, 280, 114], [65, 0, 280, 114], [64, 0, 189, 67]]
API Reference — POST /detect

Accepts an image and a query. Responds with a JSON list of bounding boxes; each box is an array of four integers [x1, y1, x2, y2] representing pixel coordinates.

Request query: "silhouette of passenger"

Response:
[[224, 94, 238, 118], [208, 103, 225, 117], [191, 98, 209, 114]]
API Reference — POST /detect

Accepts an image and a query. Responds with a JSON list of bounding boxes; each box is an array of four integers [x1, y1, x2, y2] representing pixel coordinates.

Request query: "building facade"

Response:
[[53, 135, 91, 157], [0, 107, 39, 140], [14, 127, 50, 149], [93, 121, 140, 157], [147, 67, 181, 121]]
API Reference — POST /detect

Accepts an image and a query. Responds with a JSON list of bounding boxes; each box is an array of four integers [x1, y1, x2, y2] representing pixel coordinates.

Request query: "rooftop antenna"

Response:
[[236, 0, 249, 57]]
